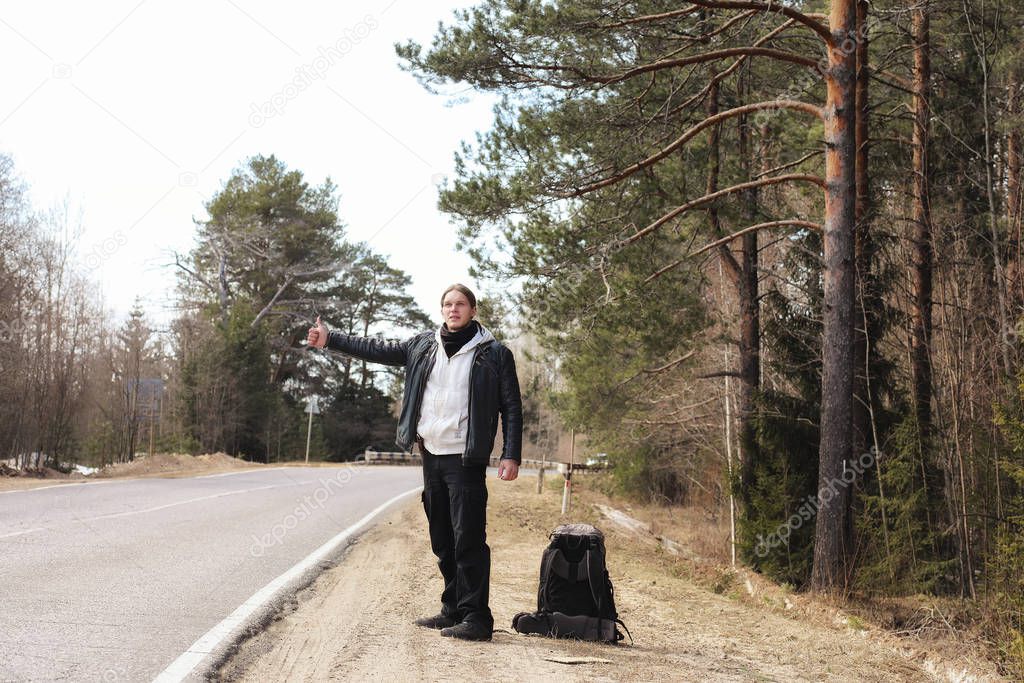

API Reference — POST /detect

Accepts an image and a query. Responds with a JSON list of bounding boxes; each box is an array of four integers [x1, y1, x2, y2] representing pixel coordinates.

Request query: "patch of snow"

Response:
[[922, 658, 983, 683]]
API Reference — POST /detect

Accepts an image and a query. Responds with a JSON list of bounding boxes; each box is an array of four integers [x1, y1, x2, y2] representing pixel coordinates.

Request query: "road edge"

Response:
[[152, 485, 423, 683]]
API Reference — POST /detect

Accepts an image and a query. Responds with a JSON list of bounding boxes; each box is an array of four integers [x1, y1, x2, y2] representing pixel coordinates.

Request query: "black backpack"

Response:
[[512, 523, 630, 644]]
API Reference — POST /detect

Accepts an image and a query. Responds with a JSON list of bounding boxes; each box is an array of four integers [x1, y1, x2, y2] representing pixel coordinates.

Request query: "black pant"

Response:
[[420, 450, 492, 629]]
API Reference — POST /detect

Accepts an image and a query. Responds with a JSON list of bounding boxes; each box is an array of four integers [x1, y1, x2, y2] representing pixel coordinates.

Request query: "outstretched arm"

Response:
[[325, 330, 410, 367], [307, 316, 411, 367]]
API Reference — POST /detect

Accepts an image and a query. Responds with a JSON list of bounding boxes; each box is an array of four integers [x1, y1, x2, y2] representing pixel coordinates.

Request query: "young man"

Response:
[[306, 283, 522, 641]]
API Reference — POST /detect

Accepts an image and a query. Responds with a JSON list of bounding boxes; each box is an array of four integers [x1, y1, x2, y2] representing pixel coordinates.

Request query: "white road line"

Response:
[[0, 481, 319, 540], [81, 484, 284, 522], [0, 465, 315, 494], [153, 485, 422, 683], [193, 467, 290, 479], [0, 480, 122, 495], [193, 465, 354, 479], [0, 527, 48, 539]]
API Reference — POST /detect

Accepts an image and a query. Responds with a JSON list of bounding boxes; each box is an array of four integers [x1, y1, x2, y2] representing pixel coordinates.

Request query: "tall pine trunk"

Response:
[[853, 0, 893, 575], [737, 98, 761, 514], [1009, 69, 1022, 302], [910, 0, 952, 578], [707, 73, 761, 520], [910, 0, 934, 459], [811, 0, 858, 592]]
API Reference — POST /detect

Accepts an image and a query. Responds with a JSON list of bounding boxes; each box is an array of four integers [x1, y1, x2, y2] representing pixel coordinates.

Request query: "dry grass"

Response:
[[569, 473, 1007, 681], [222, 469, 994, 682]]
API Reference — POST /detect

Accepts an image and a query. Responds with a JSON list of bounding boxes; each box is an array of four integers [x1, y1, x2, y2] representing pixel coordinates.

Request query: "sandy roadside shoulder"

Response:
[[0, 476, 94, 493], [216, 477, 965, 683], [0, 455, 377, 494]]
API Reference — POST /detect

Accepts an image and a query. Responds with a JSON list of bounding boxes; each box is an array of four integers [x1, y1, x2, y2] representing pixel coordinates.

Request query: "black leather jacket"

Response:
[[325, 328, 523, 465]]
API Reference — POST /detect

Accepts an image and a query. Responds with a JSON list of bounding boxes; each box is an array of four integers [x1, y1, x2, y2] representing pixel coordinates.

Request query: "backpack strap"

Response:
[[584, 547, 605, 615], [581, 548, 607, 640], [539, 550, 553, 610], [615, 618, 634, 645], [539, 549, 561, 610]]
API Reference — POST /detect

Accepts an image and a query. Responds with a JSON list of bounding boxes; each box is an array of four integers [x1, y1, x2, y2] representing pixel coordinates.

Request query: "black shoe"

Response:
[[440, 620, 493, 641], [414, 613, 457, 630]]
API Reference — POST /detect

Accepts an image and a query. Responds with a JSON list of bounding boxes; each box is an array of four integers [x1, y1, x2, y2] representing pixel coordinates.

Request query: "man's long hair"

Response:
[[440, 283, 476, 308]]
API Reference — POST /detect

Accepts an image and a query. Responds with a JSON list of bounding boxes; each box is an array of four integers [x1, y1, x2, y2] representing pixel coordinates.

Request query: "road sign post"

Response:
[[537, 448, 547, 494], [561, 428, 575, 514], [304, 397, 320, 464]]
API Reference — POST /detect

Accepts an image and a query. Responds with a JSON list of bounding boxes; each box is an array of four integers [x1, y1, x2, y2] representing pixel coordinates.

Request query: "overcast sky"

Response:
[[0, 0, 498, 330]]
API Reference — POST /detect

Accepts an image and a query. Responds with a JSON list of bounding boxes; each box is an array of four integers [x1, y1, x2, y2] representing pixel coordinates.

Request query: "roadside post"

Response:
[[304, 396, 320, 464], [561, 428, 575, 514], [537, 448, 547, 494]]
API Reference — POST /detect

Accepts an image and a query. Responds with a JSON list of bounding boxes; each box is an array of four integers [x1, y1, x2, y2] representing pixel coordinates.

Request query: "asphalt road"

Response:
[[0, 465, 422, 682]]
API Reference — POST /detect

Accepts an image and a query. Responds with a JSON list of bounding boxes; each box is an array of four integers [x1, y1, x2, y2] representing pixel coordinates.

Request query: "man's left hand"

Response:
[[497, 460, 519, 481]]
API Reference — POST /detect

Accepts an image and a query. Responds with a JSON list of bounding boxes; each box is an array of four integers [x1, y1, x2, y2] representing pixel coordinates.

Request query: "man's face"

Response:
[[442, 290, 476, 331]]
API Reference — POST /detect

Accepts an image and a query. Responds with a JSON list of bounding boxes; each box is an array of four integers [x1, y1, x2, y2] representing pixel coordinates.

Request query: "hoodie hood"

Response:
[[434, 321, 495, 356]]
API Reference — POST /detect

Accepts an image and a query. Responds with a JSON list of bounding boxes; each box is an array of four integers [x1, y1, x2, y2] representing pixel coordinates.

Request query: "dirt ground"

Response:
[[0, 453, 263, 492], [0, 466, 86, 492], [216, 475, 1005, 683], [92, 452, 258, 478]]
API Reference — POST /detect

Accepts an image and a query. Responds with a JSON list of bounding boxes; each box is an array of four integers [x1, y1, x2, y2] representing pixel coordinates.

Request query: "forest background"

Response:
[[4, 0, 1024, 674]]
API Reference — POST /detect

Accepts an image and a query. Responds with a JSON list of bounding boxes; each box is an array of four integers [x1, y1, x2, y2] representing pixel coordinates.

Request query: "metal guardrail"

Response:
[[363, 451, 420, 464], [362, 450, 550, 469]]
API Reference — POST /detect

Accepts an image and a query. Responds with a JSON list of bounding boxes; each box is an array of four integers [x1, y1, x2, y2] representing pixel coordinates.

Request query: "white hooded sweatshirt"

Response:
[[417, 322, 495, 455]]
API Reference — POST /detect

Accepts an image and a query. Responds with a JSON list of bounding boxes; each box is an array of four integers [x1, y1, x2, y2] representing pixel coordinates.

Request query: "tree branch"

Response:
[[251, 276, 294, 328], [617, 175, 825, 250], [754, 150, 824, 179], [644, 350, 698, 374], [561, 100, 822, 198], [639, 16, 800, 144], [173, 252, 216, 295], [645, 219, 822, 284], [614, 350, 698, 388], [691, 219, 823, 256], [684, 0, 833, 44], [580, 7, 702, 29], [872, 67, 914, 91], [697, 370, 744, 379], [584, 47, 819, 85]]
